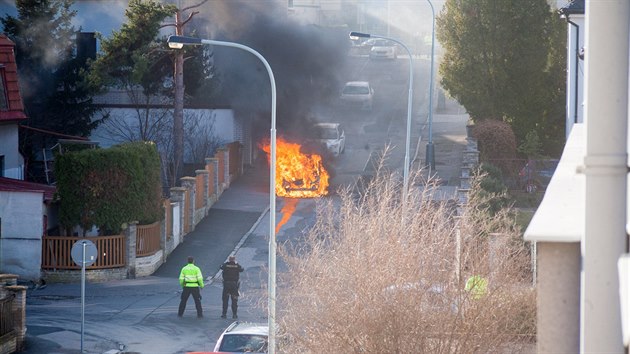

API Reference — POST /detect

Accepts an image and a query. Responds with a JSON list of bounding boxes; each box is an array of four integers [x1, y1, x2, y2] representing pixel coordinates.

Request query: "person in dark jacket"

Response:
[[220, 255, 244, 319]]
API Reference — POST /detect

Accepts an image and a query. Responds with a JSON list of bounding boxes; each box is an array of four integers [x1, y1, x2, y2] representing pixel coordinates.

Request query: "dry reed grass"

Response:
[[275, 164, 536, 353]]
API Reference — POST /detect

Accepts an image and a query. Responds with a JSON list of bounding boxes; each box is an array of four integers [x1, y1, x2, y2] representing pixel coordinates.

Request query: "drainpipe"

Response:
[[566, 18, 580, 125], [581, 0, 628, 352]]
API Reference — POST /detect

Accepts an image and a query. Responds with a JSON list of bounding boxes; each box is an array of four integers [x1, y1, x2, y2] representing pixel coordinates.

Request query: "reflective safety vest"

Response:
[[179, 263, 204, 288], [465, 275, 488, 300]]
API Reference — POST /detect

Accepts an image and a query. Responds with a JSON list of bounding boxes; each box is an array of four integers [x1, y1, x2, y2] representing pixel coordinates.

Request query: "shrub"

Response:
[[473, 119, 517, 172], [55, 141, 162, 235], [473, 163, 510, 215], [274, 166, 535, 353]]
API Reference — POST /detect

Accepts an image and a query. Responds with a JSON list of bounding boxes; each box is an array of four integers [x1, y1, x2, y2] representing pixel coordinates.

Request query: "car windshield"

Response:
[[343, 85, 369, 95], [219, 334, 268, 353], [316, 127, 338, 140], [372, 39, 390, 46]]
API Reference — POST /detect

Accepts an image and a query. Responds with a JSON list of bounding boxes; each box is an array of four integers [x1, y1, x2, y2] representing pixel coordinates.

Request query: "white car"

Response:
[[213, 321, 268, 353], [368, 38, 397, 60], [340, 81, 374, 111], [312, 123, 345, 156]]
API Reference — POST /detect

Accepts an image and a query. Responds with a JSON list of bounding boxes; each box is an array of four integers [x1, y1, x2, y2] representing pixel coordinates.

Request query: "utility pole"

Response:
[[167, 0, 208, 186]]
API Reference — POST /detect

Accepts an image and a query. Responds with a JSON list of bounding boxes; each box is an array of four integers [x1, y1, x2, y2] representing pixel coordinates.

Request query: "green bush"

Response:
[[474, 163, 510, 215], [55, 141, 162, 235]]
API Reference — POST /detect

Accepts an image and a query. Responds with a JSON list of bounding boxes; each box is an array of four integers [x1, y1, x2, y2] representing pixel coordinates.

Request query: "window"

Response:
[[0, 155, 4, 177], [0, 68, 8, 110]]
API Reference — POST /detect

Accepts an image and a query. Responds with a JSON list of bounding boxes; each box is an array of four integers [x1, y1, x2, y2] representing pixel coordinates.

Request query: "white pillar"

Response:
[[582, 1, 628, 352]]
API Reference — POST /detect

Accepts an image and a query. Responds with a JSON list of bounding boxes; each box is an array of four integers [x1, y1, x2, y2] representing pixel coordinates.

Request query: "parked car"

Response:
[[368, 38, 397, 60], [519, 159, 560, 193], [213, 321, 268, 353], [311, 123, 345, 156], [340, 81, 374, 111]]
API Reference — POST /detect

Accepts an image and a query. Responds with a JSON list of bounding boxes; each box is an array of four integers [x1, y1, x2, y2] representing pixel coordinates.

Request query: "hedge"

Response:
[[55, 141, 162, 235]]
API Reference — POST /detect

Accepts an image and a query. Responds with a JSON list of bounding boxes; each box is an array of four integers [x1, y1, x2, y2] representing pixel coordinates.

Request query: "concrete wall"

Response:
[[0, 124, 23, 179], [537, 242, 580, 353], [0, 191, 43, 280], [89, 108, 236, 160]]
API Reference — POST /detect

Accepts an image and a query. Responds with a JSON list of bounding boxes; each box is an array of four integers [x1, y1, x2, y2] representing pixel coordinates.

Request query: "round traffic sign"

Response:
[[71, 239, 98, 267]]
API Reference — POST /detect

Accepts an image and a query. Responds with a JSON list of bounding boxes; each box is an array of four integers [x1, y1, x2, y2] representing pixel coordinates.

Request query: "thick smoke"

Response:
[[195, 0, 351, 144]]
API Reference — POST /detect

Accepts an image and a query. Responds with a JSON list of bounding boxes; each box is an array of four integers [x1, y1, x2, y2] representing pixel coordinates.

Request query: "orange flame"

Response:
[[276, 198, 298, 233], [260, 137, 330, 198]]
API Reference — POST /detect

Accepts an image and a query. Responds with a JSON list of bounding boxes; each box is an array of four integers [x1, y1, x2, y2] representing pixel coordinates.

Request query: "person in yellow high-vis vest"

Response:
[[465, 274, 488, 300], [178, 256, 204, 318]]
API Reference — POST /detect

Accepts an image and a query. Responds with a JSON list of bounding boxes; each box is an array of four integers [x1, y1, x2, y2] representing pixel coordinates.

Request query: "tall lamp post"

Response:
[[425, 0, 436, 171], [167, 35, 279, 354], [349, 31, 414, 203]]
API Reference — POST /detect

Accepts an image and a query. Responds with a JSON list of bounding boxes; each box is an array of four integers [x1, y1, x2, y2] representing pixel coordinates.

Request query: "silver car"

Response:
[[312, 123, 345, 156], [213, 321, 268, 353], [369, 38, 397, 60], [340, 81, 374, 111]]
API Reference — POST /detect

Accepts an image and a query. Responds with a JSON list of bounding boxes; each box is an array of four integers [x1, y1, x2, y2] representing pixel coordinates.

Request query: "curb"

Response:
[[208, 205, 271, 284]]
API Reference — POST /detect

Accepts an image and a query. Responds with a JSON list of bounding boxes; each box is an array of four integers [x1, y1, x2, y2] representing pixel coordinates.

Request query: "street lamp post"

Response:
[[425, 0, 436, 171], [167, 35, 279, 354], [349, 31, 414, 203]]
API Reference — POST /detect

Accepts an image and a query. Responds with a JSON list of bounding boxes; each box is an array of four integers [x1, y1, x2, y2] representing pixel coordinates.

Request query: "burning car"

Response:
[[261, 137, 330, 198]]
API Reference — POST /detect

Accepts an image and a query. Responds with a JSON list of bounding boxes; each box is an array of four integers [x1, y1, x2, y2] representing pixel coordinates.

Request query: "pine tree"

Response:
[[1, 0, 103, 181]]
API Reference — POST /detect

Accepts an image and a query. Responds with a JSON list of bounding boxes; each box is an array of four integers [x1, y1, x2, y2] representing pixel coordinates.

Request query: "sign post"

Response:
[[71, 239, 97, 353]]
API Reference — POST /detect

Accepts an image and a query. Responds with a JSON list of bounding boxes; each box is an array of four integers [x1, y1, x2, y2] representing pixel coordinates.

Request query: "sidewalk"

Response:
[[21, 98, 469, 354], [414, 96, 469, 192]]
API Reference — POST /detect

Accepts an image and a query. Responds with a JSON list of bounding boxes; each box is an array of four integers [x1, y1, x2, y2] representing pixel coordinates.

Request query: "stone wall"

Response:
[[0, 274, 26, 354], [43, 268, 128, 283], [135, 250, 164, 278]]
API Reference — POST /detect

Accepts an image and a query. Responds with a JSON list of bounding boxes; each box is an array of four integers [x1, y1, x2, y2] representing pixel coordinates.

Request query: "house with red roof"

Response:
[[0, 34, 26, 179], [0, 34, 57, 280]]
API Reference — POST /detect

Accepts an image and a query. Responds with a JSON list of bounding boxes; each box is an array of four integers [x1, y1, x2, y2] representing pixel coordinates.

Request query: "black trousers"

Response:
[[178, 287, 202, 317], [222, 281, 239, 316]]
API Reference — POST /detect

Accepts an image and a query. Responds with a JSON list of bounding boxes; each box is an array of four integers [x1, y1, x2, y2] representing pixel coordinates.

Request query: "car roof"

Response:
[[371, 39, 392, 46], [314, 122, 340, 129], [344, 81, 370, 87], [222, 322, 268, 336]]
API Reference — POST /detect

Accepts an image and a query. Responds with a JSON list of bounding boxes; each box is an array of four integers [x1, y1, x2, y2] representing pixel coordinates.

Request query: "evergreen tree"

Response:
[[89, 0, 215, 186], [1, 0, 103, 181], [437, 0, 566, 155]]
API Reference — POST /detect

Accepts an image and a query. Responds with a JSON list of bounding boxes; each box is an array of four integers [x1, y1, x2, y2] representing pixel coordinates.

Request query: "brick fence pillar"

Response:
[[196, 169, 209, 209], [223, 148, 230, 188], [170, 187, 185, 244], [124, 221, 138, 279], [180, 176, 196, 230], [206, 157, 220, 198], [1, 274, 27, 352], [7, 284, 26, 351]]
